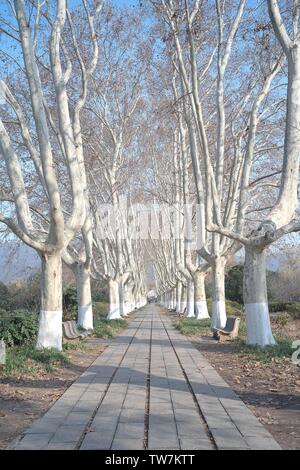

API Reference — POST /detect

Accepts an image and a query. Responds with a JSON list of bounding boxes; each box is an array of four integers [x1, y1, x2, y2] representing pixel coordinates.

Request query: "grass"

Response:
[[63, 340, 88, 351], [238, 337, 293, 363], [2, 344, 69, 375], [172, 307, 295, 364], [174, 317, 211, 336], [92, 301, 127, 338]]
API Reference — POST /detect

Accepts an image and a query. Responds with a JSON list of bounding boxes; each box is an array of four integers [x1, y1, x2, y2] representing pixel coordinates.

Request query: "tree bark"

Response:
[[194, 271, 209, 319], [107, 278, 122, 320], [167, 291, 173, 310], [124, 283, 135, 315], [76, 263, 93, 330], [36, 252, 63, 351], [243, 244, 275, 346], [186, 279, 195, 317], [170, 288, 176, 310], [123, 285, 133, 315], [175, 281, 182, 314], [180, 285, 187, 314], [211, 256, 227, 329], [119, 281, 126, 317]]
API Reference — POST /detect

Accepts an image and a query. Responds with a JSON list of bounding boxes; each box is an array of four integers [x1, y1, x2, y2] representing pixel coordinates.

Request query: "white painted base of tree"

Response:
[[180, 302, 187, 314], [107, 304, 122, 320], [124, 303, 133, 314], [186, 302, 195, 318], [211, 301, 226, 330], [245, 302, 276, 346], [77, 304, 93, 330], [195, 301, 209, 319], [36, 310, 62, 351]]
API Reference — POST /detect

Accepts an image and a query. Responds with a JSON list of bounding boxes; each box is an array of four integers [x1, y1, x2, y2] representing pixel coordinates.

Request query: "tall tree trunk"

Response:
[[164, 292, 168, 309], [244, 244, 275, 346], [119, 281, 126, 317], [180, 284, 187, 314], [167, 291, 172, 310], [107, 278, 122, 320], [171, 288, 176, 310], [194, 271, 209, 319], [76, 263, 93, 330], [211, 256, 227, 329], [125, 284, 135, 315], [175, 281, 182, 314], [123, 285, 132, 315], [186, 279, 195, 317], [36, 252, 62, 351]]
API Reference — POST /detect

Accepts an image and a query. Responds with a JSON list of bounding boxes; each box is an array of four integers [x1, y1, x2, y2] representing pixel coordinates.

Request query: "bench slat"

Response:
[[63, 320, 84, 340], [216, 316, 241, 341]]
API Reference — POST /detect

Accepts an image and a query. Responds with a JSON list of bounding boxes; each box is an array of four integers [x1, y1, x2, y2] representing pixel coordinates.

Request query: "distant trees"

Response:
[[268, 254, 300, 302]]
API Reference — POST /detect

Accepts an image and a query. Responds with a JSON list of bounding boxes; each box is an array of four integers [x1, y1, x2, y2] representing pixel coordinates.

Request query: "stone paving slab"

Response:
[[13, 305, 281, 450]]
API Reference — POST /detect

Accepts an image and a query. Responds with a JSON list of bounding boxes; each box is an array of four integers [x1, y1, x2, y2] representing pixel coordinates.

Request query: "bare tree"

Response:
[[0, 0, 102, 349]]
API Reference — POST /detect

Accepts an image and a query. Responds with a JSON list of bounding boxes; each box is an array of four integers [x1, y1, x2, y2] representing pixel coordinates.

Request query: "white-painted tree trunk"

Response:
[[107, 279, 122, 320], [243, 245, 275, 346], [36, 253, 63, 351], [119, 281, 127, 317], [171, 289, 176, 310], [76, 263, 93, 330], [167, 291, 173, 310], [175, 282, 182, 314], [194, 271, 209, 319], [124, 290, 134, 315], [186, 280, 195, 317], [211, 257, 227, 330], [180, 285, 187, 314]]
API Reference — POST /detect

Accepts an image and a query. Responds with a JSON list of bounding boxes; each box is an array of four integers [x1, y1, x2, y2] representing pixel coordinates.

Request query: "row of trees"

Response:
[[147, 0, 300, 346], [0, 0, 149, 350], [0, 1, 299, 350]]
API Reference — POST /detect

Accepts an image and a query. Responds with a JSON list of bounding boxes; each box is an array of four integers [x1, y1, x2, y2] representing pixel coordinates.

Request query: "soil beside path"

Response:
[[0, 344, 106, 449]]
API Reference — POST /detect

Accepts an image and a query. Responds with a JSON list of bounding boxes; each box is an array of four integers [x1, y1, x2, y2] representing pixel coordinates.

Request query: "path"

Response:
[[12, 305, 281, 450]]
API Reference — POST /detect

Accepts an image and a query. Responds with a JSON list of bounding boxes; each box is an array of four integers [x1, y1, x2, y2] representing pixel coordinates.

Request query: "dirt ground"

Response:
[[193, 320, 300, 450], [0, 343, 106, 449]]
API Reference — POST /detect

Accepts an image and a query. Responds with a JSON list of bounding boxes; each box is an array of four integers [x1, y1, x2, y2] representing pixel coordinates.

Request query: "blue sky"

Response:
[[69, 0, 140, 7]]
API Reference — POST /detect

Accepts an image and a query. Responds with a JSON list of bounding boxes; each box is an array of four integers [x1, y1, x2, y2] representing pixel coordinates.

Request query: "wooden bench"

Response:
[[213, 316, 241, 342], [62, 320, 91, 341]]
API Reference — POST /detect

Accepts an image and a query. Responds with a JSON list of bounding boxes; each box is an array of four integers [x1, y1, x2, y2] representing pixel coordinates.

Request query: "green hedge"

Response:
[[269, 301, 300, 318], [0, 309, 38, 347]]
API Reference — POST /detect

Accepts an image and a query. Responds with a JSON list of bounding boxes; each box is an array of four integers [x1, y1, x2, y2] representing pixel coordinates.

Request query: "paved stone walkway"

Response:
[[13, 305, 281, 450]]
